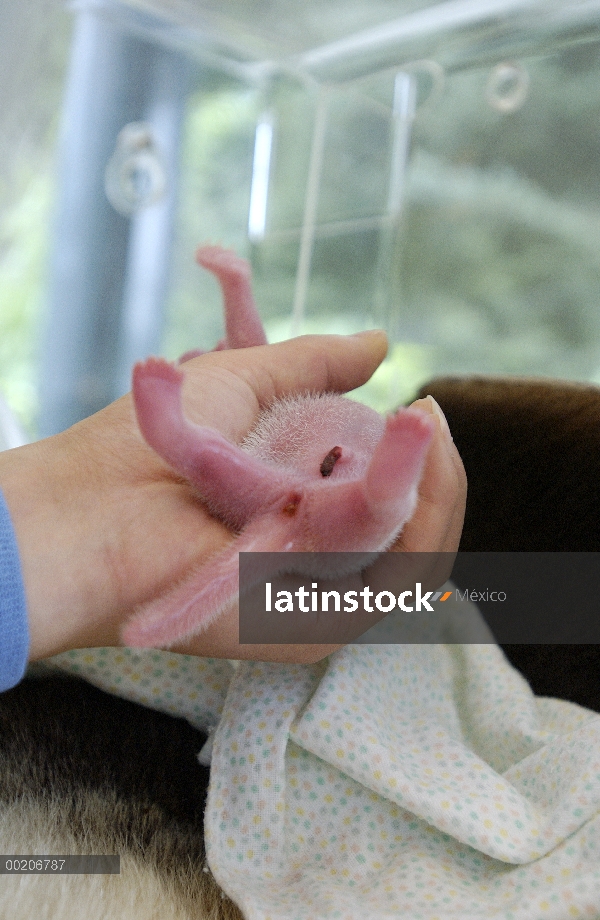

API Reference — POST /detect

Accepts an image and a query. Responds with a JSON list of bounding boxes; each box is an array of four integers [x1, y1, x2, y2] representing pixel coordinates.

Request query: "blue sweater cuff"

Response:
[[0, 489, 29, 691]]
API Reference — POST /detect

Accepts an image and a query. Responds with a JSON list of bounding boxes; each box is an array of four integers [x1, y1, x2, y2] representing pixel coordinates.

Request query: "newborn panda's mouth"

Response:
[[320, 446, 342, 477]]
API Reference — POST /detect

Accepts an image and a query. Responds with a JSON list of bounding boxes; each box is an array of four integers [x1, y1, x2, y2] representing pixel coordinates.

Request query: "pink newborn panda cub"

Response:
[[122, 245, 435, 648]]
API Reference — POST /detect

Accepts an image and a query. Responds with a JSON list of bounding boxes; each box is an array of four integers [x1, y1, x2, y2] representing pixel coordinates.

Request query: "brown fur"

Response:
[[417, 375, 600, 712], [417, 376, 600, 552]]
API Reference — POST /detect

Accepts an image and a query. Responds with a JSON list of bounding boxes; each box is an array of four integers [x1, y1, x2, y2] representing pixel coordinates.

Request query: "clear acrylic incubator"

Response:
[[1, 0, 600, 436]]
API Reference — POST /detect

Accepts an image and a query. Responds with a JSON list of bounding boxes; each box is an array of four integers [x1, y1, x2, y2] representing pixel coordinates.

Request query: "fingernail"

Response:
[[425, 395, 453, 443], [350, 329, 385, 338]]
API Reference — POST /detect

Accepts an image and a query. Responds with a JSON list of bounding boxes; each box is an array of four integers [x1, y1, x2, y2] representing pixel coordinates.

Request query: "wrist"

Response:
[[0, 432, 106, 660]]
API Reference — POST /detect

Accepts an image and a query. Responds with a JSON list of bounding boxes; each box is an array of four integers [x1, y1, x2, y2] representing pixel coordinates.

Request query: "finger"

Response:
[[238, 329, 389, 402], [174, 595, 342, 664], [179, 330, 388, 435], [392, 396, 467, 554]]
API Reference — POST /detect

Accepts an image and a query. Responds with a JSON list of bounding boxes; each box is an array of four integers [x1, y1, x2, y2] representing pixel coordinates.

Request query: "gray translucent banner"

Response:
[[238, 552, 600, 644], [0, 856, 120, 874]]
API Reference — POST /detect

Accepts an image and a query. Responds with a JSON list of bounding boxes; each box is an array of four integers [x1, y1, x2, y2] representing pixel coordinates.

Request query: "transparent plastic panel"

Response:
[[158, 24, 600, 412], [161, 68, 416, 379], [249, 73, 404, 342], [397, 39, 600, 391]]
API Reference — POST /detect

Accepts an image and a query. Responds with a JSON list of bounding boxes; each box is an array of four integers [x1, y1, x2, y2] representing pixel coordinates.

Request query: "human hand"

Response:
[[0, 332, 465, 664]]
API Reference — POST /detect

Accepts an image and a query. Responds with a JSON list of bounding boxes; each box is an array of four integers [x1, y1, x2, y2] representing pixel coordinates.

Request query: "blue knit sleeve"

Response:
[[0, 489, 29, 691]]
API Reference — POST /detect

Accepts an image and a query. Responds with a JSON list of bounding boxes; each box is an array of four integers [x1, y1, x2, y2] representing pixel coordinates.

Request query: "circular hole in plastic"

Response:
[[105, 122, 168, 216], [486, 62, 530, 114]]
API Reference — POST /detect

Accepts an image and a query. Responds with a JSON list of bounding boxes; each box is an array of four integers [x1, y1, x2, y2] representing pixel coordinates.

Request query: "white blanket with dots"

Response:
[[51, 598, 600, 919]]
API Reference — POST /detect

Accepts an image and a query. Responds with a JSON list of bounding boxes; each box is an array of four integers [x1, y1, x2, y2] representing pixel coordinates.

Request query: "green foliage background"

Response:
[[0, 2, 70, 434]]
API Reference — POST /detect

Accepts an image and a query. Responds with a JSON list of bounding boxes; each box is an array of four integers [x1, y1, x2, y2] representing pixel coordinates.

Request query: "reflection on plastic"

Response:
[[104, 122, 168, 216], [401, 59, 445, 112], [248, 114, 274, 242]]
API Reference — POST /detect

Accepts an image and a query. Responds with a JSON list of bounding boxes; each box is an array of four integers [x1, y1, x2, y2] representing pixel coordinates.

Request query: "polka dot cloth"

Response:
[[50, 625, 600, 917], [50, 647, 232, 738]]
